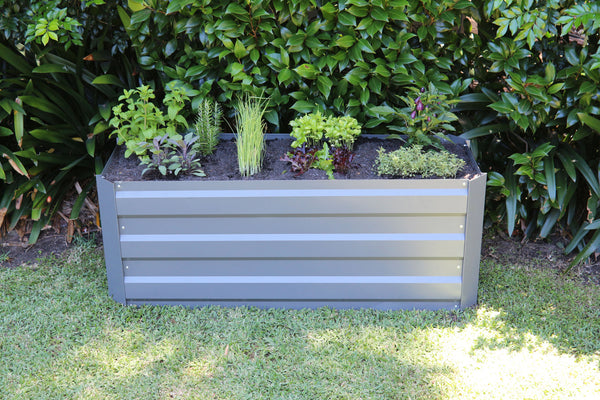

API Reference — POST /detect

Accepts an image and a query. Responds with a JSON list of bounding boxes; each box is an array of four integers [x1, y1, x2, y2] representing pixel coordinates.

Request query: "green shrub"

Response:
[[375, 145, 465, 178], [117, 0, 478, 130], [0, 1, 156, 243], [0, 43, 119, 243], [457, 0, 600, 267]]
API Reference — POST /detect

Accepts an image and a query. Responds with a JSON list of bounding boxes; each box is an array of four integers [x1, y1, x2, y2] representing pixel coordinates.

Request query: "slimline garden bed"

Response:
[[97, 135, 486, 310]]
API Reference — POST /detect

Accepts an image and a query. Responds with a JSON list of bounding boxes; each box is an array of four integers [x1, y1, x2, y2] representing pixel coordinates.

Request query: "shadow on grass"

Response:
[[1, 244, 599, 398], [0, 246, 462, 398], [472, 259, 600, 356]]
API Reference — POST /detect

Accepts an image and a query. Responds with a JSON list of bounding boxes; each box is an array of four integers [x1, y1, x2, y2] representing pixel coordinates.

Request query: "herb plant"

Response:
[[140, 132, 205, 177], [375, 145, 465, 178], [235, 95, 268, 177], [194, 98, 222, 156], [109, 85, 189, 159], [370, 83, 459, 148]]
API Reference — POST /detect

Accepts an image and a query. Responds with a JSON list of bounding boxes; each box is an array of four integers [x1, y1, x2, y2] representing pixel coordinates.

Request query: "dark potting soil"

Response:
[[102, 136, 482, 182]]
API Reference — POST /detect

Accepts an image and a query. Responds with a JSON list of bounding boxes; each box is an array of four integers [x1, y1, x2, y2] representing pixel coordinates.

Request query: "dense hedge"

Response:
[[121, 0, 478, 130]]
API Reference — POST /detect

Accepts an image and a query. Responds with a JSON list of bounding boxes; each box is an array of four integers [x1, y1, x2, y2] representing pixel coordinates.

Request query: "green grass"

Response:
[[1, 242, 599, 399]]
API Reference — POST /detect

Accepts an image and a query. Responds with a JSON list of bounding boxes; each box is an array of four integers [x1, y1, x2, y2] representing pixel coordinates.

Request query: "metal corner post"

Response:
[[96, 175, 126, 304], [460, 173, 487, 308]]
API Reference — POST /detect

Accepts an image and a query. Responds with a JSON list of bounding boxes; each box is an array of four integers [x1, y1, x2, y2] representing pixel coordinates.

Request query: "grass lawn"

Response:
[[1, 239, 599, 399]]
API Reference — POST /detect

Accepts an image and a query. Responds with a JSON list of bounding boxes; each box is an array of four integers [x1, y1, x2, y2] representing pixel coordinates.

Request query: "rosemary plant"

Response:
[[194, 98, 222, 156]]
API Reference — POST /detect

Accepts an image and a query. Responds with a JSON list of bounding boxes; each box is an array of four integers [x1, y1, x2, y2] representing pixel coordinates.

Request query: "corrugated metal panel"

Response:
[[115, 188, 468, 216], [98, 174, 485, 309], [123, 277, 461, 300], [119, 215, 466, 235], [119, 233, 464, 259], [123, 259, 462, 277]]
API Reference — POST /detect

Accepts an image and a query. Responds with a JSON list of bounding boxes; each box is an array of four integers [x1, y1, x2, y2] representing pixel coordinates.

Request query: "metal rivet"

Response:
[[459, 225, 464, 229], [117, 184, 121, 188], [462, 182, 467, 187], [125, 265, 129, 269], [457, 265, 461, 269], [121, 226, 125, 230]]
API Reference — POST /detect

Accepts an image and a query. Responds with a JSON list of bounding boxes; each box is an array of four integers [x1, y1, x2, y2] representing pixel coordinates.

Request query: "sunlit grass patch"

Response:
[[1, 244, 599, 399]]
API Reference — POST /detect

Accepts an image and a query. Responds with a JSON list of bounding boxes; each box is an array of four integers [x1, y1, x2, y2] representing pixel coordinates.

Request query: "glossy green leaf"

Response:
[[335, 35, 355, 49], [544, 155, 556, 202], [568, 229, 600, 271], [317, 75, 332, 99], [0, 43, 33, 73], [578, 113, 600, 133], [92, 74, 125, 87], [290, 100, 315, 113], [540, 209, 560, 238], [294, 64, 318, 80], [563, 147, 600, 196]]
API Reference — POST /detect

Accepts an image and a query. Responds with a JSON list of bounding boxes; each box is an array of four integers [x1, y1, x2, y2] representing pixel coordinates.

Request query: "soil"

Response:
[[102, 135, 482, 182]]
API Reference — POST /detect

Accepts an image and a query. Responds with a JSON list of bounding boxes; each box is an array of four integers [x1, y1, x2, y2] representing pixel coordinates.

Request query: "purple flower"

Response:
[[410, 110, 417, 119], [416, 102, 424, 111], [421, 87, 426, 93]]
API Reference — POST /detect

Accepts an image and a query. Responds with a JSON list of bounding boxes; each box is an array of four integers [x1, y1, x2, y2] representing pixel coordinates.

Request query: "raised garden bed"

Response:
[[97, 135, 486, 309]]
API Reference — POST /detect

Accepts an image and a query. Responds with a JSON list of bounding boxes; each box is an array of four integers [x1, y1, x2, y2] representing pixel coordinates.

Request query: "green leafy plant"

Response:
[[109, 85, 189, 159], [0, 43, 118, 243], [235, 94, 268, 177], [24, 7, 82, 49], [375, 145, 465, 178], [324, 116, 362, 150], [456, 0, 600, 267], [284, 112, 362, 178], [370, 83, 460, 148], [194, 98, 222, 156], [140, 132, 205, 177], [110, 85, 165, 157], [289, 111, 327, 149]]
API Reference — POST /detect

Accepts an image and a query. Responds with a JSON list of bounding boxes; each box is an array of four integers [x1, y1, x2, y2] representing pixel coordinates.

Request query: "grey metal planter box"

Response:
[[96, 146, 486, 310]]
